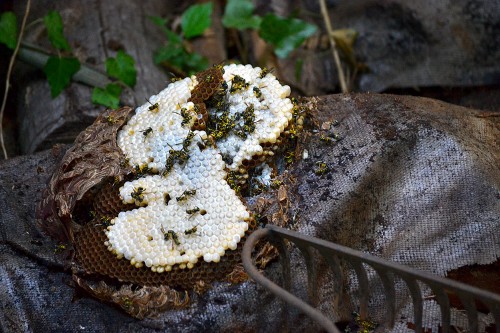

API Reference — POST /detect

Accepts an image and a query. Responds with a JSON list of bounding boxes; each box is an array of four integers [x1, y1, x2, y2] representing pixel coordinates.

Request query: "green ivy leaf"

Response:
[[222, 0, 261, 30], [92, 83, 122, 109], [0, 12, 18, 49], [259, 14, 317, 58], [44, 11, 71, 51], [149, 16, 184, 45], [105, 50, 137, 88], [154, 45, 184, 66], [166, 29, 184, 45], [43, 56, 80, 97], [182, 52, 209, 74], [181, 3, 213, 39], [154, 44, 208, 75], [149, 15, 168, 29]]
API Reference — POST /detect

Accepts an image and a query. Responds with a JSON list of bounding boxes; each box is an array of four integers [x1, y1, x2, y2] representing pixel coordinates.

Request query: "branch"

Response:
[[18, 42, 111, 88], [1, 0, 31, 159], [319, 0, 348, 93]]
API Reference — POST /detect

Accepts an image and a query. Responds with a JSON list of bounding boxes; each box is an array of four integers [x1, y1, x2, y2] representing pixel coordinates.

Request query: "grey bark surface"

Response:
[[10, 0, 500, 155], [272, 0, 500, 95], [1, 93, 498, 332], [13, 0, 176, 154]]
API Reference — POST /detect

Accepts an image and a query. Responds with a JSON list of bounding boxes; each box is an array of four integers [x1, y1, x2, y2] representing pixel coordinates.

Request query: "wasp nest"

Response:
[[117, 64, 293, 172], [106, 147, 250, 273], [36, 63, 302, 318], [213, 64, 293, 171], [89, 64, 294, 276]]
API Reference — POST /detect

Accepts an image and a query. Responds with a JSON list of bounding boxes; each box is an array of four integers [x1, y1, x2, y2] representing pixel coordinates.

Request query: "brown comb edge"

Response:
[[72, 64, 299, 290], [189, 66, 224, 131], [72, 65, 258, 289], [37, 107, 134, 243], [92, 180, 136, 218], [73, 214, 256, 289], [190, 66, 224, 104]]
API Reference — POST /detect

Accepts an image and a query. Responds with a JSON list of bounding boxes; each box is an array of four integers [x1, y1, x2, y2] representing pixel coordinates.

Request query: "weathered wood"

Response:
[[258, 0, 500, 94], [13, 0, 180, 154], [12, 0, 500, 153]]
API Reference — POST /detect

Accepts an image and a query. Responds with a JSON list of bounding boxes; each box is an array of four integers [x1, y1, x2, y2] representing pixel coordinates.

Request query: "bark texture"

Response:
[[13, 0, 177, 153]]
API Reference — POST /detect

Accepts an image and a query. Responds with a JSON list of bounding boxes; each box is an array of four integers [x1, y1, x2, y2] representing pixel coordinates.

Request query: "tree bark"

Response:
[[13, 0, 180, 153]]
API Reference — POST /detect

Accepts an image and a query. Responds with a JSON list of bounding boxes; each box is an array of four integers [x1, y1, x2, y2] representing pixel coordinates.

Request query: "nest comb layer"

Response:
[[74, 179, 257, 288], [45, 64, 292, 289]]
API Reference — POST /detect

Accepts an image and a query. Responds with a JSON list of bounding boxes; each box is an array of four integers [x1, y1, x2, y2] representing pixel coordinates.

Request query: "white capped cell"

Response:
[[108, 64, 292, 273]]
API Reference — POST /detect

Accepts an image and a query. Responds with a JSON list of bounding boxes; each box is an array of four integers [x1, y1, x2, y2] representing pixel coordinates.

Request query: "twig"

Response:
[[230, 29, 247, 64], [18, 42, 111, 88], [319, 0, 348, 93], [0, 0, 31, 159]]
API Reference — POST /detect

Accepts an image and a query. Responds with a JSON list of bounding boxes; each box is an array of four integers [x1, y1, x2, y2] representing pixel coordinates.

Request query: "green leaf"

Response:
[[0, 12, 18, 49], [105, 50, 137, 88], [183, 52, 209, 74], [43, 56, 80, 97], [154, 45, 184, 66], [92, 83, 122, 109], [259, 14, 317, 58], [44, 11, 71, 51], [222, 0, 261, 30], [149, 15, 168, 28], [148, 16, 183, 44], [181, 3, 213, 39], [165, 27, 183, 45], [154, 44, 208, 75]]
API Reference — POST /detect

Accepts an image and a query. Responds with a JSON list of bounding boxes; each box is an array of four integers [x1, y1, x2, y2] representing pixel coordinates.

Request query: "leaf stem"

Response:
[[18, 42, 111, 88], [230, 29, 247, 64], [319, 0, 348, 93], [24, 17, 43, 31], [1, 0, 31, 159]]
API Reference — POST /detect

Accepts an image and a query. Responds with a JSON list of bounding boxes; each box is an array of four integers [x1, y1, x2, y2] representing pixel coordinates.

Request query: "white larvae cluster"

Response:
[[215, 64, 294, 171], [253, 163, 273, 187], [116, 76, 198, 171], [109, 64, 293, 273], [105, 144, 249, 273]]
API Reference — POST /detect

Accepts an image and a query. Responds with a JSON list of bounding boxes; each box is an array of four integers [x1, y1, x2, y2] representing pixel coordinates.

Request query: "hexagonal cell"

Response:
[[73, 64, 293, 284]]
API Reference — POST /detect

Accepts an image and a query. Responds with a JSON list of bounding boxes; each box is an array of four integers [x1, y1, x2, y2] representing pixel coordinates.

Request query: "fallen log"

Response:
[[1, 93, 498, 331]]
